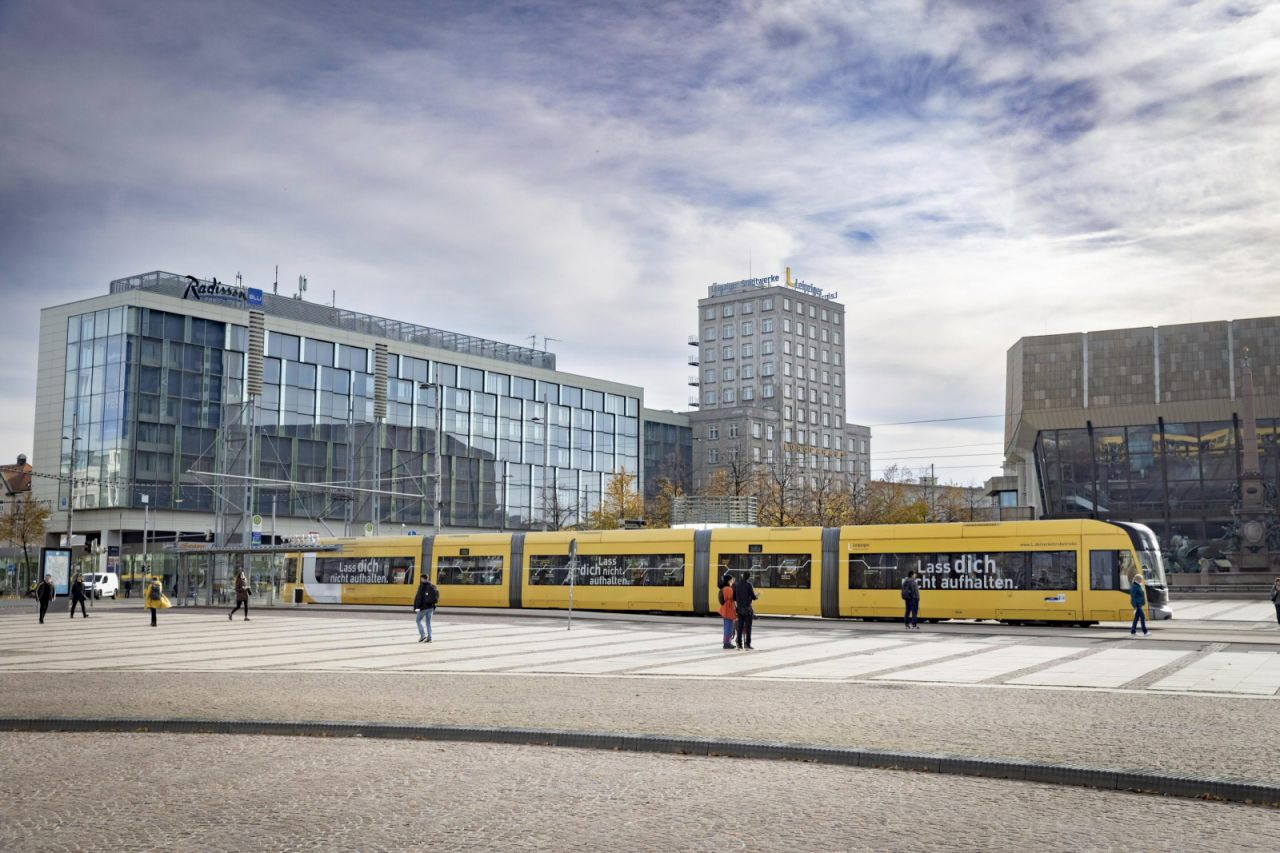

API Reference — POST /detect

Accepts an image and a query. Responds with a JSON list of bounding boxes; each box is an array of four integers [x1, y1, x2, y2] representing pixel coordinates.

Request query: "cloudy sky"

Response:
[[2, 0, 1277, 485]]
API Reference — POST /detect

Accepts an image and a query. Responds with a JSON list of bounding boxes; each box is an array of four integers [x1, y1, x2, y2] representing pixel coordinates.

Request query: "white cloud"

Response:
[[0, 0, 1277, 487]]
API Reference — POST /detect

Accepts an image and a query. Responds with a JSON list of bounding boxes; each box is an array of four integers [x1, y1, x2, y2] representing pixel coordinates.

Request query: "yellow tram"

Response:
[[282, 519, 1171, 625]]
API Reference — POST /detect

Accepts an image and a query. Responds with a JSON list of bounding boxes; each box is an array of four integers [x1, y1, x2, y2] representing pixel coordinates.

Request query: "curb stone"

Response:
[[2, 716, 1276, 809]]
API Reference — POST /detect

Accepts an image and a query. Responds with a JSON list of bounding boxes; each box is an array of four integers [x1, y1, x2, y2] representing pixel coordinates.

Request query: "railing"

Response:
[[110, 271, 556, 370]]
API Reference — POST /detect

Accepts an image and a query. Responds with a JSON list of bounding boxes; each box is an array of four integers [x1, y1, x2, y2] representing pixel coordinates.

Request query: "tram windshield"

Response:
[[1113, 522, 1168, 587]]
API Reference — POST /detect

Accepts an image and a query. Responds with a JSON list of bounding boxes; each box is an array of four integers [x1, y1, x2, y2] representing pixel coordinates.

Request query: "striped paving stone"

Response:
[[501, 631, 720, 673], [224, 625, 620, 671], [421, 629, 713, 672], [1150, 651, 1280, 695], [630, 633, 860, 676], [727, 638, 993, 680], [881, 644, 1080, 684], [1006, 648, 1192, 688]]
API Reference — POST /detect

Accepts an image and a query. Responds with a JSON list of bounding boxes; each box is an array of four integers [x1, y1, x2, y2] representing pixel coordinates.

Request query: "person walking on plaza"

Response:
[[36, 574, 55, 624], [1270, 577, 1280, 626], [1130, 574, 1149, 636], [718, 573, 737, 649], [228, 570, 251, 621], [69, 572, 88, 619], [735, 572, 758, 650], [144, 578, 171, 627], [413, 573, 439, 642], [901, 570, 921, 630]]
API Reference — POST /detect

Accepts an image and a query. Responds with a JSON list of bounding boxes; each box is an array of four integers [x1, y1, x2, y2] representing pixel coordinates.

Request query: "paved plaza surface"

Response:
[[1, 603, 1277, 850], [3, 732, 1279, 853]]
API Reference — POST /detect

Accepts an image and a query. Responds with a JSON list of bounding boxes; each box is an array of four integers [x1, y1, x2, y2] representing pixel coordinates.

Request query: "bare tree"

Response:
[[537, 482, 579, 531], [803, 468, 855, 527], [0, 495, 51, 594], [758, 449, 804, 527]]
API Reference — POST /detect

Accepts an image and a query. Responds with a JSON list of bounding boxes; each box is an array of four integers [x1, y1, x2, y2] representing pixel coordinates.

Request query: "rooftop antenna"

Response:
[[297, 274, 307, 300], [543, 337, 560, 352], [528, 335, 538, 349], [273, 265, 279, 295], [235, 271, 243, 287]]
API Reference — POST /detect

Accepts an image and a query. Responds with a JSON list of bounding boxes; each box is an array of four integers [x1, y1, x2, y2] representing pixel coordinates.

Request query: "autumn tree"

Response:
[[644, 476, 685, 529], [586, 470, 645, 530], [0, 495, 51, 594], [801, 469, 858, 527]]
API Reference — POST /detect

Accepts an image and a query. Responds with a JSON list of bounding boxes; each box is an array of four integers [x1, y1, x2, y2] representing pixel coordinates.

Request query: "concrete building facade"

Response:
[[688, 272, 870, 493], [1004, 316, 1280, 571]]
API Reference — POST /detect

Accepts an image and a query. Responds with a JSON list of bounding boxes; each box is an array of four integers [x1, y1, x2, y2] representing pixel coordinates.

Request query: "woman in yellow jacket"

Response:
[[144, 578, 171, 627]]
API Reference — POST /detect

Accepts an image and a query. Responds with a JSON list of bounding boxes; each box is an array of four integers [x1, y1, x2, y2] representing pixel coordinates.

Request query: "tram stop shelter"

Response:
[[160, 541, 341, 608]]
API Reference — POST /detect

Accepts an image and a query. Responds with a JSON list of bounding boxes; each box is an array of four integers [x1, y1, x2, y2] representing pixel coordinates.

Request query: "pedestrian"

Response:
[[1130, 574, 1149, 636], [144, 577, 171, 627], [901, 570, 920, 630], [36, 574, 54, 624], [413, 573, 439, 643], [228, 570, 251, 621], [70, 572, 88, 618], [718, 573, 737, 649], [735, 571, 758, 650], [1270, 577, 1279, 626]]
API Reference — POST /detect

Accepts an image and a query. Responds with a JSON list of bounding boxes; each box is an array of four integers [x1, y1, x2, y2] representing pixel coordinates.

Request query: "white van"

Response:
[[84, 572, 121, 599]]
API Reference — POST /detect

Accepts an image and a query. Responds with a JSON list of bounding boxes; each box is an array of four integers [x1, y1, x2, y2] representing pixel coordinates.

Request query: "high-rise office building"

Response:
[[688, 271, 870, 493], [33, 271, 646, 582]]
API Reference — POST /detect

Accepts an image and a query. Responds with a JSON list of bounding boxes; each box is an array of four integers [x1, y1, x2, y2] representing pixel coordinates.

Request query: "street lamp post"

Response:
[[531, 396, 550, 531], [140, 493, 149, 588], [417, 383, 446, 537]]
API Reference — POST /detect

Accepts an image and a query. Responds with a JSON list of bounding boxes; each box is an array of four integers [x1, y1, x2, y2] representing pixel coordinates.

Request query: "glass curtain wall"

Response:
[[1035, 420, 1280, 568]]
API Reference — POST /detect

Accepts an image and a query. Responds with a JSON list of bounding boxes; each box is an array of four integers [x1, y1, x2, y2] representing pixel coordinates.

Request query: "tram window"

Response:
[[849, 551, 1076, 591], [284, 557, 300, 584], [437, 555, 504, 585], [1090, 550, 1137, 590], [719, 553, 811, 589], [527, 553, 685, 586], [314, 556, 414, 584]]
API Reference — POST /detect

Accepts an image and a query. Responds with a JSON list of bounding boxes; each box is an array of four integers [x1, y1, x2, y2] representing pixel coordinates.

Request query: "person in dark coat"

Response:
[[36, 574, 55, 624], [1130, 574, 1149, 636], [734, 572, 758, 650], [413, 574, 439, 642], [70, 572, 88, 618], [901, 570, 921, 630], [228, 570, 251, 621]]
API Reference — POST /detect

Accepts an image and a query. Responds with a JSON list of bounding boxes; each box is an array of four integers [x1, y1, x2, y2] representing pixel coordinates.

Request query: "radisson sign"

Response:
[[183, 275, 264, 308]]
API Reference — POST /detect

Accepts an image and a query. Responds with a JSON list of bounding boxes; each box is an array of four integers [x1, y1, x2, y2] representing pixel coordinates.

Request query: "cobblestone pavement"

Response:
[[1, 732, 1276, 853], [2, 613, 1280, 784]]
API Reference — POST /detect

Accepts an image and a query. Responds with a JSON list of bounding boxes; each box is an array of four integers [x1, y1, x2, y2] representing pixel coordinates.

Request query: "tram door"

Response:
[[1082, 536, 1135, 622]]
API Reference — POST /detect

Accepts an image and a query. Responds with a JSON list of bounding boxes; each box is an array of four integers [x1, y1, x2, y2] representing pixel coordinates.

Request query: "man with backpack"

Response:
[[414, 573, 440, 643], [901, 570, 921, 630]]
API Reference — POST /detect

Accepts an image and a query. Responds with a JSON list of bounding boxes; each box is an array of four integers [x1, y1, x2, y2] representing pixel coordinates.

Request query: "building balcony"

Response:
[[687, 335, 699, 347], [688, 397, 701, 408], [687, 353, 700, 366], [688, 375, 700, 387]]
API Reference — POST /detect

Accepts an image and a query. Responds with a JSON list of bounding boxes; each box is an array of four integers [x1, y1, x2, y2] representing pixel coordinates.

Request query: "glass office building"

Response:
[[37, 272, 644, 573]]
